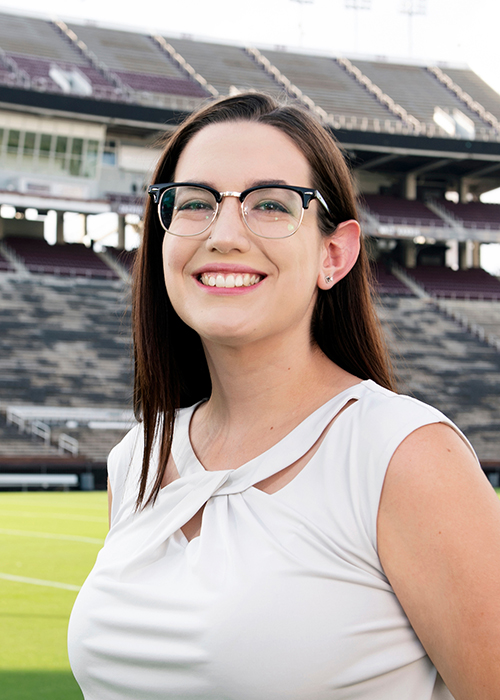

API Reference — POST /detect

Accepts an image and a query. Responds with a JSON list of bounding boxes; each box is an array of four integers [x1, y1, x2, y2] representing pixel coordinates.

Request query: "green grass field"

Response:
[[0, 491, 108, 700]]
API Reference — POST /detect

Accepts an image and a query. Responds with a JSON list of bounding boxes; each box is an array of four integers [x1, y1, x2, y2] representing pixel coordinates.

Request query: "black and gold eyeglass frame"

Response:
[[148, 182, 331, 239]]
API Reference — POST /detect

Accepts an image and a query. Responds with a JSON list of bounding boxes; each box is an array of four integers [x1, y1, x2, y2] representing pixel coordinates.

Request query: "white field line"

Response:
[[1, 510, 107, 523], [0, 572, 81, 591], [0, 528, 104, 545]]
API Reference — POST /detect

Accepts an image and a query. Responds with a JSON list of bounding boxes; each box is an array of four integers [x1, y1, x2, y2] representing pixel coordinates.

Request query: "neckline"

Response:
[[172, 379, 373, 488]]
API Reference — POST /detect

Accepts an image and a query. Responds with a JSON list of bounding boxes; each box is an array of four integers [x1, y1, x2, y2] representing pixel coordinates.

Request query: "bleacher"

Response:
[[442, 67, 500, 121], [0, 273, 133, 471], [440, 201, 500, 231], [441, 299, 500, 347], [4, 237, 118, 279], [165, 38, 280, 97], [407, 266, 500, 300], [105, 246, 137, 274], [371, 261, 414, 296], [378, 295, 500, 464], [66, 24, 209, 99], [0, 250, 13, 272], [0, 13, 83, 64], [0, 7, 499, 480], [0, 274, 132, 407], [259, 50, 395, 121], [362, 195, 447, 228], [351, 60, 486, 129]]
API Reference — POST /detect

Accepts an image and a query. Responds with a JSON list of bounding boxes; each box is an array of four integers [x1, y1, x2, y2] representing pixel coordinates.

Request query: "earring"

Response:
[[325, 275, 333, 284]]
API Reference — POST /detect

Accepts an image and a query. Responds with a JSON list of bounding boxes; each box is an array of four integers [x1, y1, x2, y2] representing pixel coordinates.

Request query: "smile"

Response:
[[199, 272, 263, 288]]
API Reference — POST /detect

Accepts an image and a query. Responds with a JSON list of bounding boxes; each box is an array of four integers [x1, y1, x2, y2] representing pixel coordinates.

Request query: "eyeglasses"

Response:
[[148, 182, 331, 239]]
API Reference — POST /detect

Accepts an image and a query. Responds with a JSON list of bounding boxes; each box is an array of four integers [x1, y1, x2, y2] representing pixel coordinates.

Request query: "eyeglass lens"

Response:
[[159, 186, 303, 238]]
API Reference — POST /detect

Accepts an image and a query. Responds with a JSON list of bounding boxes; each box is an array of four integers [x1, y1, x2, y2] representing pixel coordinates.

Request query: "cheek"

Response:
[[161, 236, 189, 285]]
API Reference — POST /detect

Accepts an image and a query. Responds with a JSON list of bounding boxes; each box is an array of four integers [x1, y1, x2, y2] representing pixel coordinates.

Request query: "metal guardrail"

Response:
[[31, 420, 51, 445], [58, 434, 79, 456], [6, 408, 80, 455]]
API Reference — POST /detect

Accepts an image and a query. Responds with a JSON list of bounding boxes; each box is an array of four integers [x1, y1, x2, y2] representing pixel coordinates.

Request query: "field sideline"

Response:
[[1, 488, 499, 700], [0, 491, 108, 700]]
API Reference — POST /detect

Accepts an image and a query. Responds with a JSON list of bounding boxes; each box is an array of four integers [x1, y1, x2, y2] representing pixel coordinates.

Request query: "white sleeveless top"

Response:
[[68, 380, 465, 699]]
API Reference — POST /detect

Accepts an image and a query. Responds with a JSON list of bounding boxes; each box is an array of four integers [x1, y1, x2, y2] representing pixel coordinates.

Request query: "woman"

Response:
[[68, 94, 500, 700]]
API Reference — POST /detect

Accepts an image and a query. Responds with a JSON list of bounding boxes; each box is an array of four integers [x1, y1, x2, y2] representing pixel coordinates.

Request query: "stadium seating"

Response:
[[362, 195, 447, 227], [0, 8, 499, 477], [442, 68, 500, 122], [0, 274, 132, 406], [440, 201, 500, 231], [7, 53, 115, 94], [0, 13, 83, 63], [440, 299, 500, 346], [259, 50, 395, 121], [66, 24, 209, 98], [371, 261, 414, 296], [164, 38, 281, 97], [407, 265, 500, 300], [0, 250, 13, 272], [350, 60, 486, 130], [105, 247, 137, 274], [4, 237, 118, 279], [378, 295, 500, 463]]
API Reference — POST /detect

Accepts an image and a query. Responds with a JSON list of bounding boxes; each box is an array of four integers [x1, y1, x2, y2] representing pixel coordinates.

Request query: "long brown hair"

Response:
[[132, 93, 394, 508]]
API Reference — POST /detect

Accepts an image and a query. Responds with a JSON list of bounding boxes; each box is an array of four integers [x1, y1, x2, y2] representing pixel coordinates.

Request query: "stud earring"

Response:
[[325, 275, 333, 284]]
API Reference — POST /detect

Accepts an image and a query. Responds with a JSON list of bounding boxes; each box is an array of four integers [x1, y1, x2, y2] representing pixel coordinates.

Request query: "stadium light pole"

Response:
[[289, 0, 314, 47], [400, 0, 426, 58], [345, 0, 371, 54]]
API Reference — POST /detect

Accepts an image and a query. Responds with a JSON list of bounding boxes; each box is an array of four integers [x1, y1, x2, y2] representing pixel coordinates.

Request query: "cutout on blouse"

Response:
[[175, 397, 358, 543]]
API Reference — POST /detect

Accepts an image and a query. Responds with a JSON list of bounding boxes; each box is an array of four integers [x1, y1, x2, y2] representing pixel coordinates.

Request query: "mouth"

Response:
[[198, 272, 264, 288]]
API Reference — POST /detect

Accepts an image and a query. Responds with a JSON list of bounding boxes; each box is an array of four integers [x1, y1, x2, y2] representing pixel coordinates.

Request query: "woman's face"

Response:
[[162, 120, 337, 350]]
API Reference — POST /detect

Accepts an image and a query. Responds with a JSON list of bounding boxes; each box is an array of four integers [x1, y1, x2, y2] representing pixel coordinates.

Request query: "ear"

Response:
[[317, 219, 361, 290]]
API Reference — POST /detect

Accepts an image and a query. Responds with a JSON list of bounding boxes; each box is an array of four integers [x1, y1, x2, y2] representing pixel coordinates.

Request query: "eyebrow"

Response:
[[246, 179, 289, 188], [184, 179, 290, 190]]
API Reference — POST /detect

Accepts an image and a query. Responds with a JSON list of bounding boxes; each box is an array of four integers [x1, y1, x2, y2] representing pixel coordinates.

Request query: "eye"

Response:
[[253, 199, 290, 214], [177, 198, 214, 212]]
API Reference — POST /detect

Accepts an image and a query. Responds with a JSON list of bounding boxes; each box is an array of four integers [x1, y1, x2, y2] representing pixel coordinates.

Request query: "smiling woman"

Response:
[[68, 93, 500, 700]]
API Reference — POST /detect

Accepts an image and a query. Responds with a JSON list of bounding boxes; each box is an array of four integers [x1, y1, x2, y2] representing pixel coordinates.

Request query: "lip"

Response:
[[193, 263, 267, 277], [192, 263, 267, 295]]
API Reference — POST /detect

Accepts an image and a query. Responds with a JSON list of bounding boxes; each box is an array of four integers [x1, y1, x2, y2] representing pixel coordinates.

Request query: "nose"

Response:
[[205, 195, 251, 254]]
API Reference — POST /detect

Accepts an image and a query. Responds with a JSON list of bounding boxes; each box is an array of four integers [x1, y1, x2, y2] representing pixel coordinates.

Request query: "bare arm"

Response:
[[378, 422, 500, 700]]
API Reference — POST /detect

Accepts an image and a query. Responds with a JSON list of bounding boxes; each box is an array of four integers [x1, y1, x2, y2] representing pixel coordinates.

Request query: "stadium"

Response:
[[0, 6, 500, 697], [0, 7, 499, 488]]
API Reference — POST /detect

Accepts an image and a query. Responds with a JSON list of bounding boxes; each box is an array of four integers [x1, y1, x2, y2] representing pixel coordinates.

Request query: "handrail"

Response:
[[427, 66, 500, 134], [336, 57, 422, 133], [58, 433, 79, 456], [31, 420, 51, 445], [152, 35, 219, 98], [52, 20, 133, 100], [244, 46, 329, 123]]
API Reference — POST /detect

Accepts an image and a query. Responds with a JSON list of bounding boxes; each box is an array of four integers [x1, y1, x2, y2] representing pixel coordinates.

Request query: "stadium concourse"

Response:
[[0, 8, 499, 489]]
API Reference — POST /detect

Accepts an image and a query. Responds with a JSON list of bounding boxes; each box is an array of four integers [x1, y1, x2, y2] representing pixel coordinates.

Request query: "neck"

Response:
[[198, 329, 358, 435]]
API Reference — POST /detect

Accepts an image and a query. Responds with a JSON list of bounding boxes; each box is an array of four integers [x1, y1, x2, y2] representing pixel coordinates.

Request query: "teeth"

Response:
[[200, 272, 262, 288]]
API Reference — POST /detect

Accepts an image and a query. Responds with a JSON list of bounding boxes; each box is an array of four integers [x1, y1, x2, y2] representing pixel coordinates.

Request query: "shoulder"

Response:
[[325, 381, 477, 552], [107, 423, 143, 518], [349, 380, 470, 461], [108, 422, 143, 478]]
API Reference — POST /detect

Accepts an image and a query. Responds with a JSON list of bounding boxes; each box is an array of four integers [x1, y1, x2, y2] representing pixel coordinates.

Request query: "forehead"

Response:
[[174, 121, 312, 188]]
